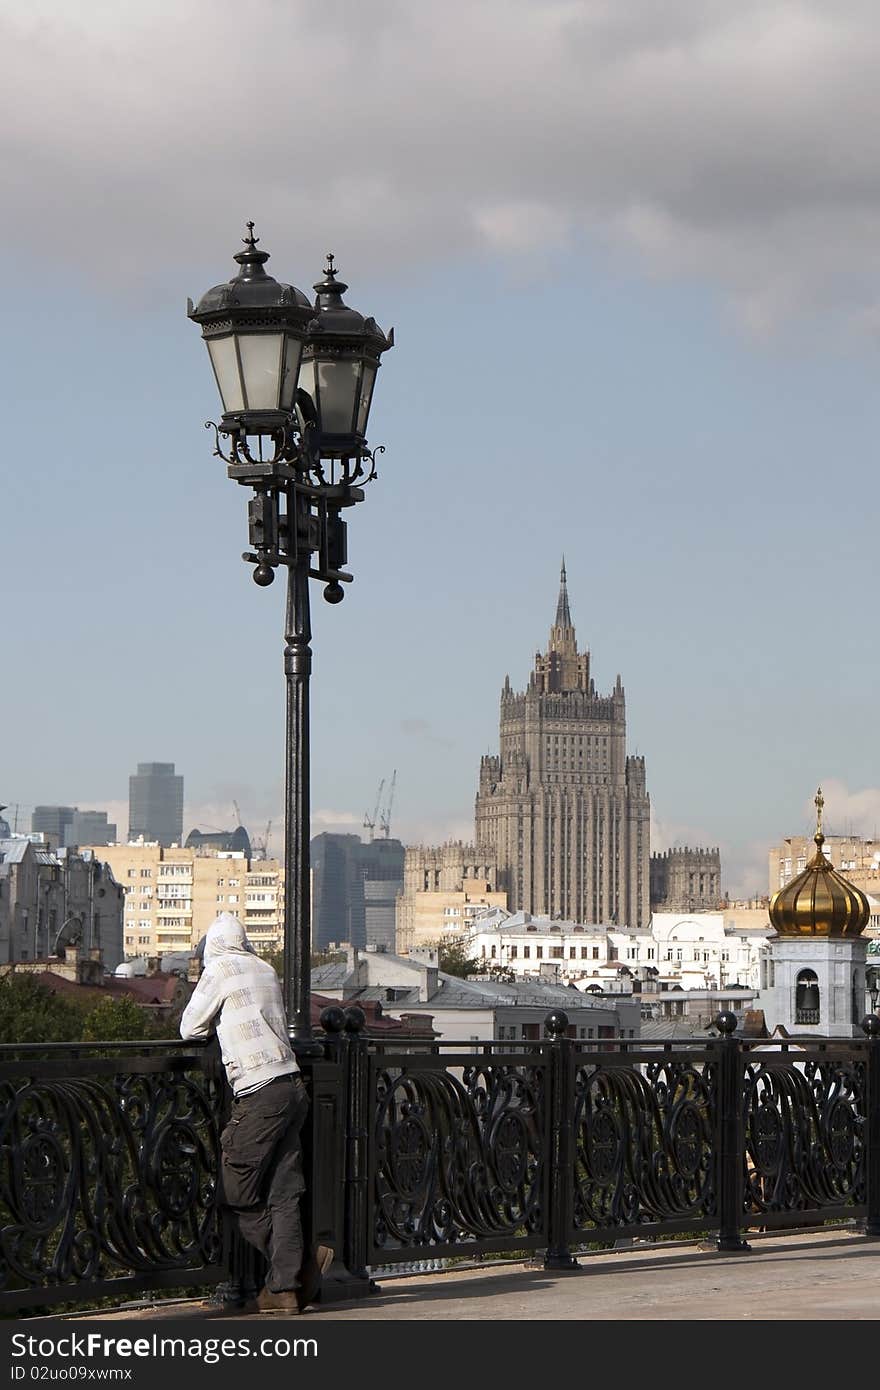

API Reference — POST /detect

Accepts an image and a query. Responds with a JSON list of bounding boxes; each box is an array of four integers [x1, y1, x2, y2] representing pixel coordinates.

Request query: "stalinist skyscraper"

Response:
[[475, 563, 650, 927]]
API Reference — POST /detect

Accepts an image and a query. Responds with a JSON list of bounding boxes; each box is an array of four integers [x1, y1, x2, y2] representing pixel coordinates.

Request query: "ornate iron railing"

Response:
[[570, 1047, 720, 1244], [741, 1043, 867, 1227], [352, 1013, 880, 1268], [0, 1041, 226, 1312], [3, 1013, 880, 1313], [368, 1047, 550, 1262]]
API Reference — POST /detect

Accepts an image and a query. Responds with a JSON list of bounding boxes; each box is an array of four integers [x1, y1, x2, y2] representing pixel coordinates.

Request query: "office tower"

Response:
[[31, 805, 76, 847], [360, 837, 405, 950], [128, 762, 184, 847], [65, 810, 117, 848], [310, 832, 405, 951], [310, 833, 366, 949]]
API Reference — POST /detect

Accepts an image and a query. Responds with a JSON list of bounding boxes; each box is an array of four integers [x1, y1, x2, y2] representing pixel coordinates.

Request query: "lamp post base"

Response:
[[317, 1264, 380, 1305], [291, 1034, 325, 1062], [716, 1236, 752, 1253], [543, 1250, 581, 1271]]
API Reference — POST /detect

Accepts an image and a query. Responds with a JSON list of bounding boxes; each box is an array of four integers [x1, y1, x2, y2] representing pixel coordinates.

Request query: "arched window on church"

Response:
[[795, 969, 820, 1026]]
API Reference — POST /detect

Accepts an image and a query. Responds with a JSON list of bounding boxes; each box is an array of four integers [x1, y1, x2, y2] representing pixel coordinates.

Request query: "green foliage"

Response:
[[0, 974, 84, 1044], [80, 995, 158, 1042], [435, 935, 482, 979], [0, 973, 177, 1044], [312, 947, 346, 968], [260, 947, 345, 979], [484, 962, 516, 984]]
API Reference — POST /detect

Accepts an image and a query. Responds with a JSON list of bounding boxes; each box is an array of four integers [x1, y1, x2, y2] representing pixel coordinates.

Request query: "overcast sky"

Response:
[[4, 0, 880, 896]]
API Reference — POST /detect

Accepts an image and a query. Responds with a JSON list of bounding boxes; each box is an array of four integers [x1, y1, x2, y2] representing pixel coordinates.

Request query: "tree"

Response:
[[484, 962, 516, 984], [80, 996, 159, 1041], [259, 947, 345, 980], [0, 973, 177, 1043], [436, 935, 481, 978], [0, 974, 85, 1043]]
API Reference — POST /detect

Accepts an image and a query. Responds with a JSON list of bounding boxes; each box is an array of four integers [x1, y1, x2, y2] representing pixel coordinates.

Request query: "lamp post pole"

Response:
[[189, 228, 393, 1053], [285, 552, 313, 1043]]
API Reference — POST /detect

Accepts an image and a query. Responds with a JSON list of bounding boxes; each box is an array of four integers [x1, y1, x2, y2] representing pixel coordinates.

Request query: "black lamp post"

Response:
[[189, 225, 393, 1053]]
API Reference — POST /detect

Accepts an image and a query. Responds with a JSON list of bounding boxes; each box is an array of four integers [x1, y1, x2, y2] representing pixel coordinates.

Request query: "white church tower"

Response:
[[762, 788, 871, 1038]]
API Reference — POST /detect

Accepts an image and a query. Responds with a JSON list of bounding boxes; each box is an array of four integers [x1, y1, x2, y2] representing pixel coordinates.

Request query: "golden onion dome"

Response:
[[770, 787, 870, 939]]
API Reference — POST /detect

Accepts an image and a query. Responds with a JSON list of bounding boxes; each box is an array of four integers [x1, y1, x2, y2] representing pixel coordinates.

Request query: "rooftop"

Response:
[[311, 957, 624, 1011]]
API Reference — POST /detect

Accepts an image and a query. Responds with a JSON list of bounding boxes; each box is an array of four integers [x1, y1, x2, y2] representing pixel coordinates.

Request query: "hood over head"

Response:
[[203, 913, 255, 961]]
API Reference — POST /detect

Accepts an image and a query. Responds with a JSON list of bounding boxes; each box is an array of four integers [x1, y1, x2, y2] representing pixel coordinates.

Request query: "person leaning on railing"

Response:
[[180, 912, 332, 1314]]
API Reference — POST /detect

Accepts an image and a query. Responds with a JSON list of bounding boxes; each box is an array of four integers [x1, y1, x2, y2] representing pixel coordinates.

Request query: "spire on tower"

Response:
[[554, 556, 573, 630], [540, 556, 588, 689]]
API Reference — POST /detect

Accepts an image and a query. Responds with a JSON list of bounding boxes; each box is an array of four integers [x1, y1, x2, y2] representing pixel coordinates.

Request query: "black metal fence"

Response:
[[2, 1011, 879, 1312], [0, 1041, 227, 1313]]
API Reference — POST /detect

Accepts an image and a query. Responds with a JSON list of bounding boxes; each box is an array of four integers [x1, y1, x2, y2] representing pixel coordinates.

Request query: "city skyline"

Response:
[[6, 559, 880, 899], [7, 640, 879, 904], [5, 4, 880, 900]]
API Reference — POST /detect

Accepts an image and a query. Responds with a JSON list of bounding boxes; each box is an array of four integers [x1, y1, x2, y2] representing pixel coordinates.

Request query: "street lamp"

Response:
[[189, 224, 393, 1052], [868, 966, 880, 1015]]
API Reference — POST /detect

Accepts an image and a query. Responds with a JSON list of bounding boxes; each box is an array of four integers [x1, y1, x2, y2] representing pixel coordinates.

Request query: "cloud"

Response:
[[311, 809, 364, 835], [808, 779, 880, 839], [651, 808, 767, 900], [6, 1, 880, 328], [650, 808, 718, 854], [721, 840, 773, 902], [652, 783, 880, 901], [98, 790, 469, 851], [99, 783, 283, 850]]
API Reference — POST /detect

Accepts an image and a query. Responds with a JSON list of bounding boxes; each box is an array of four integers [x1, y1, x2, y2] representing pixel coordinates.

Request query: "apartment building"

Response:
[[82, 842, 284, 957], [395, 843, 507, 953]]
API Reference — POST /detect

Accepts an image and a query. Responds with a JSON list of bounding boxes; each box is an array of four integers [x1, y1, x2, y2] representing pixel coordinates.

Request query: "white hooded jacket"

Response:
[[179, 913, 299, 1095]]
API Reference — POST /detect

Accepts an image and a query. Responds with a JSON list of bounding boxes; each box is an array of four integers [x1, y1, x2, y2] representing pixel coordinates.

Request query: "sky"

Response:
[[4, 0, 880, 897]]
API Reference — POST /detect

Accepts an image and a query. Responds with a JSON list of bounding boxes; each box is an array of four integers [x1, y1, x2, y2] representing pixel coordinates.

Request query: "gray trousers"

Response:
[[220, 1073, 309, 1293]]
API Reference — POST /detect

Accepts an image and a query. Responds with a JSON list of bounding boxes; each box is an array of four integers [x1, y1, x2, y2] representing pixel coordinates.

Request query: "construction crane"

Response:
[[379, 769, 397, 839], [252, 820, 273, 859], [363, 779, 384, 841]]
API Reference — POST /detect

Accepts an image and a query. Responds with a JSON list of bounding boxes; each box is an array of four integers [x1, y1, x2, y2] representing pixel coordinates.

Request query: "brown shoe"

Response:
[[256, 1287, 301, 1314], [297, 1245, 334, 1311]]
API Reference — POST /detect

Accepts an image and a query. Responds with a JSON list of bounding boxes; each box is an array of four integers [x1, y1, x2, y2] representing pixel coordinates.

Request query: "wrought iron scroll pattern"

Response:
[[572, 1059, 718, 1234], [373, 1061, 546, 1253], [742, 1056, 866, 1216], [0, 1064, 223, 1299]]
